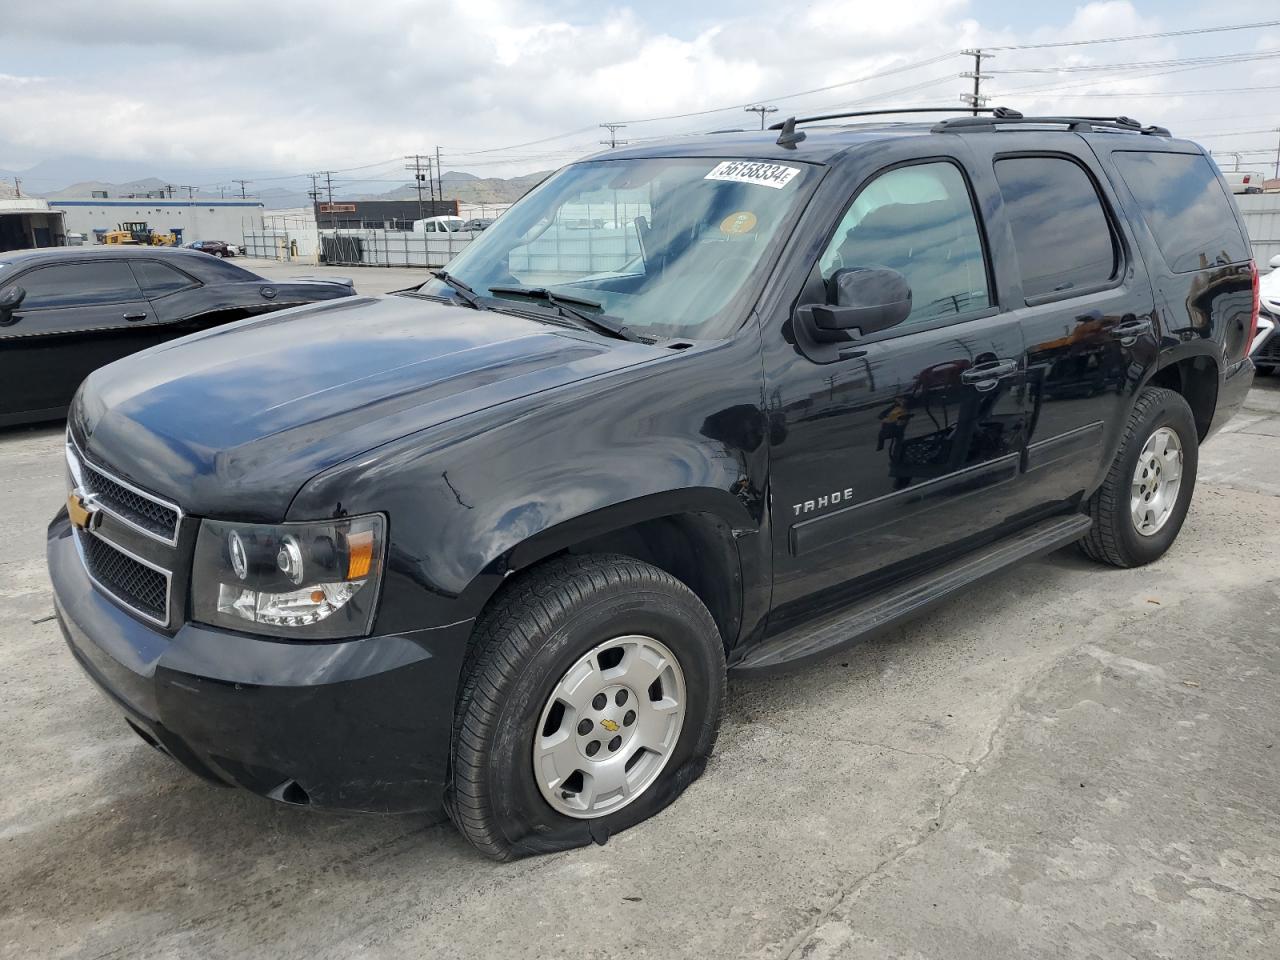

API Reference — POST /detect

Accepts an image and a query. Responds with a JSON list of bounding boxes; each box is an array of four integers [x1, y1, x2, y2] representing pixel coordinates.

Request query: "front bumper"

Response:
[[48, 511, 473, 814]]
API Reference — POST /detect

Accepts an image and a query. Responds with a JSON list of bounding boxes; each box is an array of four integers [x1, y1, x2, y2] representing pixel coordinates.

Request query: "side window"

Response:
[[994, 156, 1117, 299], [130, 260, 196, 298], [12, 261, 143, 309], [1111, 151, 1251, 274], [819, 161, 991, 326]]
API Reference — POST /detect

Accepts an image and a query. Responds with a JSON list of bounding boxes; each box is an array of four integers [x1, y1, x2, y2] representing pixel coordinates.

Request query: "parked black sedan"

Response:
[[0, 247, 356, 427]]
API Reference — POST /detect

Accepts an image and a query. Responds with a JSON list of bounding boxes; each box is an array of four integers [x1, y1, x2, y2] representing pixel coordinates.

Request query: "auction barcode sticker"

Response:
[[704, 160, 800, 189]]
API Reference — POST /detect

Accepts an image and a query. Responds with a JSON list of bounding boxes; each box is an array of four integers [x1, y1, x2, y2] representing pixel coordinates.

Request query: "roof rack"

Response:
[[932, 109, 1171, 137], [767, 106, 995, 132], [765, 106, 1170, 144]]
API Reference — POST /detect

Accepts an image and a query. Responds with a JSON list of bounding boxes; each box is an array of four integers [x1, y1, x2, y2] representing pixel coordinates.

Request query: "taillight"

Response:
[[1248, 259, 1260, 359]]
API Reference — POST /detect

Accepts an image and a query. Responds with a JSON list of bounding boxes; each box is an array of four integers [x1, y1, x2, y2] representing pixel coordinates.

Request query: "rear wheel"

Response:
[[1080, 386, 1198, 567], [449, 554, 726, 860]]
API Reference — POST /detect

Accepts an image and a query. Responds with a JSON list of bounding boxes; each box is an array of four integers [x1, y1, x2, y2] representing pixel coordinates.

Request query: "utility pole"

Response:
[[960, 48, 992, 116], [218, 185, 227, 198], [1212, 151, 1242, 172], [435, 146, 443, 207], [405, 154, 430, 220], [320, 170, 336, 232], [1274, 128, 1280, 180], [12, 177, 20, 197], [164, 184, 175, 198], [180, 185, 196, 199], [600, 123, 628, 148], [744, 104, 778, 130], [232, 179, 251, 199]]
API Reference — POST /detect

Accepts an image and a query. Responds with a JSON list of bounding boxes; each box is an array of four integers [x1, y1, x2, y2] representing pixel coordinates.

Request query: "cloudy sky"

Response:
[[3, 0, 1280, 194]]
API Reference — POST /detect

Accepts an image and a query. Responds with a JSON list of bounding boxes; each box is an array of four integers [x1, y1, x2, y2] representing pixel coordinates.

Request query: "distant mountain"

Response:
[[0, 158, 550, 210], [46, 177, 172, 199], [374, 170, 551, 205]]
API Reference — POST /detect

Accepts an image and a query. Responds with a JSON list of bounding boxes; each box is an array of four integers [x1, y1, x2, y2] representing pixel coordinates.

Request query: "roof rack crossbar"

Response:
[[932, 114, 1171, 137], [768, 106, 995, 131]]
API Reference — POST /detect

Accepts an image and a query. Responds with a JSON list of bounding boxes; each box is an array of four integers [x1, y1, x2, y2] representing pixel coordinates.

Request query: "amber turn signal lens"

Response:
[[346, 530, 374, 580]]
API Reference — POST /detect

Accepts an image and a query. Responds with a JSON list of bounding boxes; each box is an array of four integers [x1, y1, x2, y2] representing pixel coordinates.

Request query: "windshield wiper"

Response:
[[430, 270, 486, 310], [487, 284, 643, 342]]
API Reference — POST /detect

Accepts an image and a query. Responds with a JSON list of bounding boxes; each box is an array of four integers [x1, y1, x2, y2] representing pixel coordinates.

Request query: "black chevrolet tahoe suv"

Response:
[[48, 108, 1257, 860]]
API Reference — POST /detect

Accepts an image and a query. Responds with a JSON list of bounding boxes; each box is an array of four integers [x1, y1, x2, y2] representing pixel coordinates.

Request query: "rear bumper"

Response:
[[48, 512, 472, 814], [1207, 356, 1255, 440]]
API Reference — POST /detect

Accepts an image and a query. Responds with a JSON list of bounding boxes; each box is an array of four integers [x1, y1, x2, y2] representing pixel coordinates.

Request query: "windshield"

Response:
[[416, 157, 815, 339]]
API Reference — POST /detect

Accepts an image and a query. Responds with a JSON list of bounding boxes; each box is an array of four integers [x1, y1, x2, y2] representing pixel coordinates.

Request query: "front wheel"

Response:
[[1080, 386, 1198, 567], [448, 554, 726, 860]]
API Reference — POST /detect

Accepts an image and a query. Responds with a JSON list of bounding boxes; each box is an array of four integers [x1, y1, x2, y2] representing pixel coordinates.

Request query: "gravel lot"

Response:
[[2, 302, 1278, 958]]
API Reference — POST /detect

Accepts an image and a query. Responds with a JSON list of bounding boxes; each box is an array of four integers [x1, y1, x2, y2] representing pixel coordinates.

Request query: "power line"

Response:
[[231, 179, 251, 198], [987, 17, 1280, 51], [987, 48, 1280, 75]]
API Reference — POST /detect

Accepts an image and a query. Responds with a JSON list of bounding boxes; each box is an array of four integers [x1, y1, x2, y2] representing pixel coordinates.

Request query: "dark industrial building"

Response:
[[316, 199, 459, 230]]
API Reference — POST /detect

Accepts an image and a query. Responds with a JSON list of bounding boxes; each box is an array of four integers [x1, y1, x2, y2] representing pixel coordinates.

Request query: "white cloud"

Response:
[[1, 0, 1277, 187]]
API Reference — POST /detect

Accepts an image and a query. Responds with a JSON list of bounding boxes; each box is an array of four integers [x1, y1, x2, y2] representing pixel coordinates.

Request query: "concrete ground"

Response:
[[2, 358, 1279, 958]]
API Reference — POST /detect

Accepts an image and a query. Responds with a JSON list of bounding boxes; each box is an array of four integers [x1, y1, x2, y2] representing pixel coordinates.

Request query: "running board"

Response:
[[732, 513, 1093, 675]]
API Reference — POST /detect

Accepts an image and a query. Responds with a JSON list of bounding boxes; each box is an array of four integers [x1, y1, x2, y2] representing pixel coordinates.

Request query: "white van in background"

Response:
[[412, 215, 468, 234], [1223, 170, 1267, 194]]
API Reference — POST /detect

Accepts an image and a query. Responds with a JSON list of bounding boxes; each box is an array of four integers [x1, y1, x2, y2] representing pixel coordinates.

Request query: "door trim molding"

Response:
[[789, 452, 1021, 557]]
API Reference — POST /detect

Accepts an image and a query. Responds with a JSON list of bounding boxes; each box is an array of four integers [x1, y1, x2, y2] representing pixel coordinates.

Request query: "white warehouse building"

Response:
[[48, 197, 265, 246]]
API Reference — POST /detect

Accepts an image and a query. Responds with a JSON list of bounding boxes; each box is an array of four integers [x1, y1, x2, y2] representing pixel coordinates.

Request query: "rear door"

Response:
[[129, 258, 202, 325], [0, 259, 157, 422], [964, 135, 1158, 509]]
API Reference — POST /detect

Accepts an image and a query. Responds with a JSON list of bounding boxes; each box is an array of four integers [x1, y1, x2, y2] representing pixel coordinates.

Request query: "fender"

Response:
[[289, 332, 771, 635]]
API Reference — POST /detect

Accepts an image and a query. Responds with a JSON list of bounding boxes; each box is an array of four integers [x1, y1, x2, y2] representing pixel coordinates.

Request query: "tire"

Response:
[[449, 554, 727, 861], [1080, 386, 1198, 568]]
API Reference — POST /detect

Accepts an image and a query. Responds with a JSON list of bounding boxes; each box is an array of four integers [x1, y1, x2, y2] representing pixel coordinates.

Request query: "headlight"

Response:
[[192, 514, 386, 639]]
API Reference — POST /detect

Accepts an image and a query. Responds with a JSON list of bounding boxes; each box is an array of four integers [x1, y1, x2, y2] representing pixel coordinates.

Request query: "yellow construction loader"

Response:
[[102, 222, 177, 246]]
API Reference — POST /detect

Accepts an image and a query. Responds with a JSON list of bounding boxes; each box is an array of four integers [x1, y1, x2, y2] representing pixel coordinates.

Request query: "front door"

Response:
[[0, 259, 157, 422], [764, 157, 1030, 629]]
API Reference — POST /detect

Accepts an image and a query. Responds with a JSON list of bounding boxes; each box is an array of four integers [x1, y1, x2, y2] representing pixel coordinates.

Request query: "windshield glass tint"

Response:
[[419, 157, 813, 338]]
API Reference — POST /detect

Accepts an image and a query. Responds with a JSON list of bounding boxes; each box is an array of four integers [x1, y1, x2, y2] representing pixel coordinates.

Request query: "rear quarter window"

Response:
[[1111, 151, 1250, 274]]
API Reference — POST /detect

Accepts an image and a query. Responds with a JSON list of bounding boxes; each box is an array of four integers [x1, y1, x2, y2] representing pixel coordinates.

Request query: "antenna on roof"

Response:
[[776, 116, 806, 149]]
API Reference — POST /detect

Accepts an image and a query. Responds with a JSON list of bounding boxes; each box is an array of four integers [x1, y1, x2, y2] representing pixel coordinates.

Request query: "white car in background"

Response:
[[1252, 254, 1280, 372]]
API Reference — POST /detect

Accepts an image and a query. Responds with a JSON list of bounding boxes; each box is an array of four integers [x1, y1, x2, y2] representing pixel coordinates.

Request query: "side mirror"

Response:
[[1269, 254, 1280, 271], [0, 285, 26, 313], [809, 267, 912, 338]]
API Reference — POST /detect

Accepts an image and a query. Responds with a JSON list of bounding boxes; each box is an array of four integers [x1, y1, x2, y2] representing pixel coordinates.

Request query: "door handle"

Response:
[[1111, 318, 1151, 344], [123, 312, 148, 322], [960, 359, 1019, 391]]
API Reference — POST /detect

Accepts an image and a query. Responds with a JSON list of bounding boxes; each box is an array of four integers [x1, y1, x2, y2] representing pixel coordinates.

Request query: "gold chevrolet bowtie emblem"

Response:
[[67, 492, 100, 531], [601, 719, 619, 733]]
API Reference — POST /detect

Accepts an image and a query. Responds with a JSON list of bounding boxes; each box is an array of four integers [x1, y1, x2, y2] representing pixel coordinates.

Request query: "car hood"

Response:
[[71, 295, 657, 520]]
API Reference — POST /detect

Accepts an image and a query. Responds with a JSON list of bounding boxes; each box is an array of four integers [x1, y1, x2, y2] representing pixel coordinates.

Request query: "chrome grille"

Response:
[[80, 464, 179, 539], [78, 530, 170, 625], [65, 437, 182, 545]]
